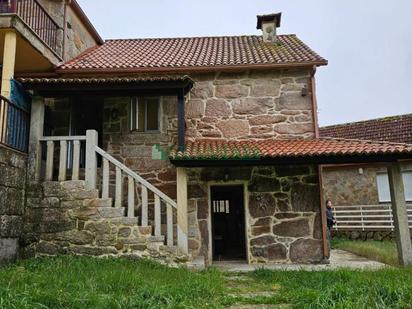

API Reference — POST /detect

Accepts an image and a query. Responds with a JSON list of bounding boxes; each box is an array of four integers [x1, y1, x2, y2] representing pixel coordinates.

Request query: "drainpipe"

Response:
[[310, 65, 329, 261]]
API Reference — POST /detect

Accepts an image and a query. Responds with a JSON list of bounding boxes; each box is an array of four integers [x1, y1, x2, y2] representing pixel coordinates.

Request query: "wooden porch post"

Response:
[[177, 167, 188, 254], [318, 165, 330, 260], [85, 130, 98, 189], [387, 162, 412, 266], [27, 97, 44, 181]]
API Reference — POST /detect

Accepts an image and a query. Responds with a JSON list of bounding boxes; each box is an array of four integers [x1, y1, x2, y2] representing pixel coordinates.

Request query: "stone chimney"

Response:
[[257, 13, 282, 43]]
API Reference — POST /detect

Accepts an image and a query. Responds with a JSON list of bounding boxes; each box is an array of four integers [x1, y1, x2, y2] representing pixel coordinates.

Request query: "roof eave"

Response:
[[170, 152, 412, 167], [55, 60, 328, 75]]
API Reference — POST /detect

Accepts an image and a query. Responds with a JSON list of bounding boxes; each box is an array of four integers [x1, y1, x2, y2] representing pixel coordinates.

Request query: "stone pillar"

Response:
[[177, 167, 188, 254], [27, 97, 45, 181], [85, 130, 98, 189], [1, 30, 17, 98], [387, 162, 412, 266]]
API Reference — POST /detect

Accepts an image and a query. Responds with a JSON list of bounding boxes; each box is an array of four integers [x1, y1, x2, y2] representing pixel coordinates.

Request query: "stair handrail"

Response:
[[94, 145, 177, 208]]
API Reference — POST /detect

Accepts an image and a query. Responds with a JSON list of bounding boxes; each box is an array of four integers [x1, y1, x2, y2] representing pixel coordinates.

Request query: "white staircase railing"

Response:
[[94, 145, 176, 247], [38, 130, 181, 251]]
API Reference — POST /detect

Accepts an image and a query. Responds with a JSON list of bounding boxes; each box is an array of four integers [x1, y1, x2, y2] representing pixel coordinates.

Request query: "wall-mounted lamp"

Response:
[[301, 85, 308, 97], [224, 168, 230, 181], [111, 108, 119, 120]]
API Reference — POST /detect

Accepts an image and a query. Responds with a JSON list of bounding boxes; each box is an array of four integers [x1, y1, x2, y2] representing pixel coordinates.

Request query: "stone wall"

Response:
[[0, 146, 26, 264], [64, 5, 99, 60], [322, 166, 382, 206], [322, 162, 412, 206], [333, 230, 396, 241], [186, 165, 323, 265], [103, 96, 178, 202], [22, 180, 187, 265], [186, 69, 315, 140]]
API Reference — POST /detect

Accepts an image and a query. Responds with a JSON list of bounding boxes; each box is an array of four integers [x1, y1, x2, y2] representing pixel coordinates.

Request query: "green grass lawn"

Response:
[[332, 238, 399, 266], [1, 256, 412, 308]]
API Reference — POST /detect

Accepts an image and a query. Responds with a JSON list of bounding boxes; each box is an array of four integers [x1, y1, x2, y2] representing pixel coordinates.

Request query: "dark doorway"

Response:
[[71, 97, 104, 167], [211, 185, 246, 261], [71, 97, 103, 142]]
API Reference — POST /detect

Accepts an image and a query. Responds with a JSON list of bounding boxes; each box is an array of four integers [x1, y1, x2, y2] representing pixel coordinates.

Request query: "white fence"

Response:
[[333, 204, 412, 231]]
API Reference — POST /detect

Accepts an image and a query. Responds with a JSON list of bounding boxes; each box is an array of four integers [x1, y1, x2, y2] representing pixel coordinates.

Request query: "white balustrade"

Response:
[[37, 130, 182, 249]]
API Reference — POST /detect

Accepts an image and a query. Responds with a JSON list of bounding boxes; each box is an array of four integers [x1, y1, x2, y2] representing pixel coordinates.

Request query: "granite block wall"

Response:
[[0, 146, 26, 264], [186, 165, 323, 265]]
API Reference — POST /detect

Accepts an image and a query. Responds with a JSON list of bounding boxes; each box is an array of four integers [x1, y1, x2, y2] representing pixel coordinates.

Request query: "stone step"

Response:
[[97, 207, 125, 218], [110, 217, 139, 226], [84, 198, 113, 208], [149, 235, 165, 243], [138, 226, 152, 236]]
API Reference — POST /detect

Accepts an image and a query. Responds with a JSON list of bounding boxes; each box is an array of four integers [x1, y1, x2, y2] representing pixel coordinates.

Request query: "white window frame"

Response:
[[402, 170, 412, 202], [130, 97, 161, 132], [376, 171, 412, 203]]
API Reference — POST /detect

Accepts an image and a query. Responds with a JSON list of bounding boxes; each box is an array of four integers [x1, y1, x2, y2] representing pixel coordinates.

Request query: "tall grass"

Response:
[[333, 238, 398, 266], [1, 256, 412, 308], [0, 256, 224, 309], [248, 267, 412, 308]]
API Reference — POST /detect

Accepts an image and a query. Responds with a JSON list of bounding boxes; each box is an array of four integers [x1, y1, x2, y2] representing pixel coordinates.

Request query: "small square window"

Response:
[[130, 97, 160, 132], [212, 200, 230, 213]]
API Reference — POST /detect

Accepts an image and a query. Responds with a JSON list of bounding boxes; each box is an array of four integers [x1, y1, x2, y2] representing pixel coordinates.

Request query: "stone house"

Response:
[[1, 7, 412, 266], [320, 114, 412, 239]]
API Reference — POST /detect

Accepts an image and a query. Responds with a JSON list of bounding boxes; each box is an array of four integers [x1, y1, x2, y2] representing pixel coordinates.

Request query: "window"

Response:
[[403, 171, 412, 201], [376, 171, 412, 202], [212, 200, 230, 213], [376, 173, 391, 202], [130, 97, 160, 132]]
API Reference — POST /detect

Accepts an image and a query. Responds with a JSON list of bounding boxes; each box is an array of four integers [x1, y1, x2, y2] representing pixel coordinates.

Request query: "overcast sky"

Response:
[[77, 0, 412, 126]]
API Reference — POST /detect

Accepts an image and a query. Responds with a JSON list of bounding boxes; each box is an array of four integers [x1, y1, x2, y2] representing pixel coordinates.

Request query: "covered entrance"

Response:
[[211, 185, 246, 261]]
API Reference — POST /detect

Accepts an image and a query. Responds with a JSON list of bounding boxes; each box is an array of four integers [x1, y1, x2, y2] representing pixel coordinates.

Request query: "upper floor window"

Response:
[[376, 171, 412, 202], [130, 97, 160, 132]]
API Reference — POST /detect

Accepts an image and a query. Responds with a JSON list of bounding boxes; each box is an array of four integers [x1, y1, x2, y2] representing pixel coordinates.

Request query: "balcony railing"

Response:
[[0, 0, 60, 55], [0, 95, 30, 153]]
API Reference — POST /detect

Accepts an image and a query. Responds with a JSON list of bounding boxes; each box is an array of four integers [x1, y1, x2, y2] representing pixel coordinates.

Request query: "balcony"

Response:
[[0, 0, 60, 57]]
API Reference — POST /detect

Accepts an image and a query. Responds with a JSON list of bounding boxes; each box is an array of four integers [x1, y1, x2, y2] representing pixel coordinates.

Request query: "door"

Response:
[[71, 97, 103, 139], [70, 97, 103, 167], [211, 185, 246, 261]]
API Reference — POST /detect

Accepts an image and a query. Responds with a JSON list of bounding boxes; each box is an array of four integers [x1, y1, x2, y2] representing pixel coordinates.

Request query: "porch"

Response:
[[22, 76, 193, 258]]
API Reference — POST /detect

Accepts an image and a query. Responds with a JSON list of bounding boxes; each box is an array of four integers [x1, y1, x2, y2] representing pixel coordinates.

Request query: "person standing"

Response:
[[325, 199, 336, 258]]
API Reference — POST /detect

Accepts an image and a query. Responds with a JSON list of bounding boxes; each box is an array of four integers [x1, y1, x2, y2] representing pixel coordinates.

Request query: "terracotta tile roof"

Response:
[[320, 114, 412, 144], [169, 138, 412, 161], [57, 35, 327, 73], [17, 75, 192, 84]]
